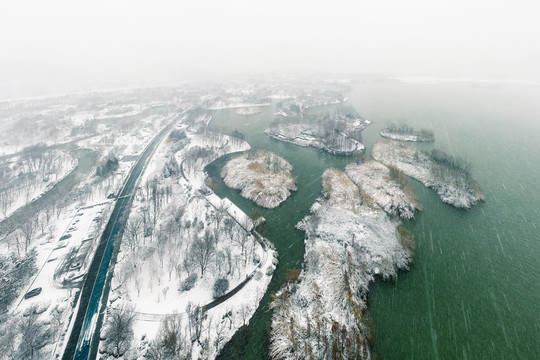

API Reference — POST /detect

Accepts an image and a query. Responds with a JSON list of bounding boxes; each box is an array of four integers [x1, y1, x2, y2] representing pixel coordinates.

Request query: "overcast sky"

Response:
[[1, 0, 539, 93]]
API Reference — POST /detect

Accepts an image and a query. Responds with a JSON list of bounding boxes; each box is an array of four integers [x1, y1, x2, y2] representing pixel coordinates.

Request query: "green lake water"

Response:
[[208, 82, 540, 359]]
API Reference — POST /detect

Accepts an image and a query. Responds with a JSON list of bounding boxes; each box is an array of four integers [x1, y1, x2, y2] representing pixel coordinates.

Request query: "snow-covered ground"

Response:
[[270, 168, 414, 360], [0, 88, 188, 360], [346, 160, 421, 219], [0, 149, 77, 221], [221, 150, 296, 208], [372, 141, 484, 209], [100, 119, 276, 359]]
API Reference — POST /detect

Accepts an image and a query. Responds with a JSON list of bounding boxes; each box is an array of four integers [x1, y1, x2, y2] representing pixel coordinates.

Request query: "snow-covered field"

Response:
[[0, 149, 77, 221], [221, 150, 296, 208], [270, 168, 414, 360], [372, 141, 484, 209]]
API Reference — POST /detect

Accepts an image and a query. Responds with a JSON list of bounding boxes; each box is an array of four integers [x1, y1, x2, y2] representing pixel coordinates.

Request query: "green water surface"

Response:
[[209, 82, 540, 359]]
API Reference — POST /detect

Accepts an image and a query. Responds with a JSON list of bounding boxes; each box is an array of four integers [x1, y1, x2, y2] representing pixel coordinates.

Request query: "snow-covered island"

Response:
[[221, 150, 297, 208], [270, 168, 415, 360], [346, 160, 421, 220], [235, 106, 262, 115], [274, 92, 346, 118], [372, 141, 485, 209], [266, 111, 370, 155], [380, 124, 435, 142]]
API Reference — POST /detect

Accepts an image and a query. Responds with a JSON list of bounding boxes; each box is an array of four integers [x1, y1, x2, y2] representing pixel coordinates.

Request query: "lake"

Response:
[[208, 81, 540, 359]]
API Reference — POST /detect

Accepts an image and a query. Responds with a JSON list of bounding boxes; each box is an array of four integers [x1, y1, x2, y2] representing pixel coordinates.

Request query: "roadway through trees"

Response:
[[62, 108, 192, 360]]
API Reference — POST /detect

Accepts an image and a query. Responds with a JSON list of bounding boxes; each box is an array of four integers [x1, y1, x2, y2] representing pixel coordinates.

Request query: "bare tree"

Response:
[[17, 308, 51, 359], [239, 303, 251, 326], [0, 189, 12, 218], [19, 219, 37, 254], [223, 246, 233, 275], [50, 304, 66, 337], [158, 314, 187, 358], [213, 318, 227, 351], [189, 230, 215, 276], [101, 305, 136, 358], [140, 206, 152, 241], [0, 319, 17, 360], [125, 215, 143, 252], [233, 228, 250, 264], [212, 202, 229, 241], [186, 302, 204, 344]]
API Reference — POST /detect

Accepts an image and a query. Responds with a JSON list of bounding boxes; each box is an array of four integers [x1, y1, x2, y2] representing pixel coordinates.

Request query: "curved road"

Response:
[[62, 107, 193, 360]]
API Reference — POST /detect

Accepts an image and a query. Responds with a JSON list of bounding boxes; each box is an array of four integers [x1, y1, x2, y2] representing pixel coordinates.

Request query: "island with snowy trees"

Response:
[[372, 141, 484, 209], [235, 106, 262, 115], [266, 107, 370, 155], [380, 124, 435, 142], [270, 167, 416, 360], [221, 150, 297, 208], [346, 160, 421, 220]]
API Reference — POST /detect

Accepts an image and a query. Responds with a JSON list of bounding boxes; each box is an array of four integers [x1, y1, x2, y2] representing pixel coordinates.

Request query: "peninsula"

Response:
[[270, 168, 415, 360]]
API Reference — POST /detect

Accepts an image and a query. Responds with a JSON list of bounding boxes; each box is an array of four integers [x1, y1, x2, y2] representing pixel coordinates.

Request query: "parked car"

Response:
[[24, 287, 42, 299]]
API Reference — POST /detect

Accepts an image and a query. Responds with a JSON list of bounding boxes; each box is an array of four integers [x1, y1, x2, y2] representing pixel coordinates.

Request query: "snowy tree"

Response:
[[17, 308, 52, 359], [125, 214, 143, 252], [186, 302, 204, 344], [189, 230, 215, 276], [101, 305, 136, 358], [0, 189, 13, 218], [19, 219, 37, 254], [0, 319, 18, 360], [212, 278, 229, 299]]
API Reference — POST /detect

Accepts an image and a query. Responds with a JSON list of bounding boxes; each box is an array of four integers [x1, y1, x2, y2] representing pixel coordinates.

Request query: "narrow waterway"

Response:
[[209, 82, 540, 359], [207, 105, 352, 359], [0, 148, 97, 236]]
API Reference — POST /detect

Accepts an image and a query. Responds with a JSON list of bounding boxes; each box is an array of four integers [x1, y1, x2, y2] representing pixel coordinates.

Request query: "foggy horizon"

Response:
[[1, 0, 540, 98]]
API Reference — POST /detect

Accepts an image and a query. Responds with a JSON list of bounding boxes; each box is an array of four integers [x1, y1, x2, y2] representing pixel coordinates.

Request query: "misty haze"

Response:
[[1, 1, 539, 360]]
